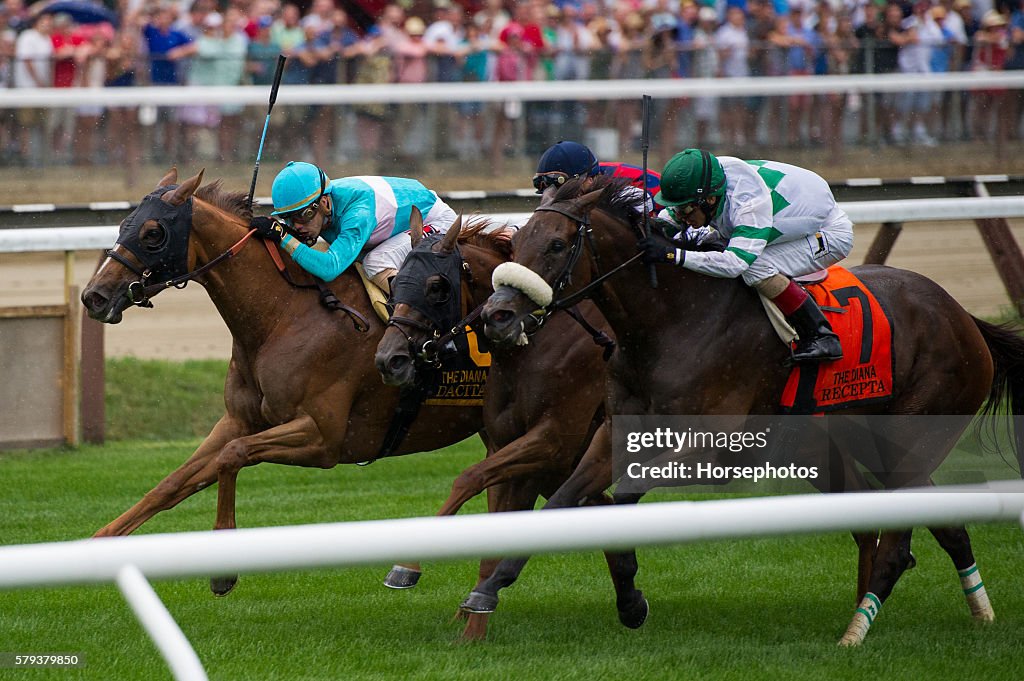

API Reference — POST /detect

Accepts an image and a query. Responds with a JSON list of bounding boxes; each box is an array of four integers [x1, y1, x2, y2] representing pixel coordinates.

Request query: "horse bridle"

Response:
[[105, 186, 260, 308], [387, 258, 482, 367], [521, 203, 646, 329]]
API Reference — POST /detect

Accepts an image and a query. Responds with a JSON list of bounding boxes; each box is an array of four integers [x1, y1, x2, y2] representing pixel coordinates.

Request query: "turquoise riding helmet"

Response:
[[271, 161, 328, 216]]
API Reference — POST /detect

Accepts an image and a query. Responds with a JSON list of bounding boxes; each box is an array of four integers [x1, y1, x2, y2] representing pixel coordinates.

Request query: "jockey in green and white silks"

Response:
[[258, 161, 457, 292], [639, 149, 853, 363]]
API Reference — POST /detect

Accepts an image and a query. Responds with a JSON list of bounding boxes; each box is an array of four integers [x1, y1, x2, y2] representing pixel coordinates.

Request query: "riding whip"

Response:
[[641, 94, 657, 289], [247, 54, 287, 212]]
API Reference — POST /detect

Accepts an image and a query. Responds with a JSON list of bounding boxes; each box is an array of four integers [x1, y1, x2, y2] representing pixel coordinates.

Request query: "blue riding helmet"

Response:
[[536, 141, 599, 178], [271, 161, 329, 216]]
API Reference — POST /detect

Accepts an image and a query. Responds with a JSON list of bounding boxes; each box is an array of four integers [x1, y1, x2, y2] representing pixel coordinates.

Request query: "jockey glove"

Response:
[[638, 234, 684, 267], [251, 216, 285, 243]]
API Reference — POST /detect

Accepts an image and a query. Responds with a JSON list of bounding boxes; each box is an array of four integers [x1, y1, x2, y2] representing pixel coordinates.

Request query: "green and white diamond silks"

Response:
[[681, 157, 843, 281]]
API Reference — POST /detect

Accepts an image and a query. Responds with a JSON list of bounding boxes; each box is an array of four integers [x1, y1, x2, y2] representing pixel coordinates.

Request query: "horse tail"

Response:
[[974, 316, 1024, 476]]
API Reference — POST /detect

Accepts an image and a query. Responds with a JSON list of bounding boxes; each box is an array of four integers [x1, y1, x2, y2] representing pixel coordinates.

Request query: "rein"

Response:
[[388, 278, 486, 366], [115, 228, 260, 307], [260, 239, 370, 332], [525, 204, 646, 312]]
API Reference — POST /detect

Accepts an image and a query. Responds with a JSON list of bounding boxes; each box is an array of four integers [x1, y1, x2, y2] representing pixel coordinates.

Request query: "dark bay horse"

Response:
[[81, 169, 484, 594], [474, 177, 1024, 645], [374, 217, 617, 639]]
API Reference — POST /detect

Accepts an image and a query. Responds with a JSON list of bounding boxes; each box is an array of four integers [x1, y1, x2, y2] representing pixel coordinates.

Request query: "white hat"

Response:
[[698, 6, 718, 22], [203, 12, 223, 28]]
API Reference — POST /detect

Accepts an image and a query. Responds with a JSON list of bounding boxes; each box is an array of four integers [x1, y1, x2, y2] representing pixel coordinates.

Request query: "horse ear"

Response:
[[539, 185, 559, 207], [409, 206, 424, 248], [157, 166, 178, 188], [439, 214, 462, 254], [162, 169, 205, 206], [574, 186, 605, 213]]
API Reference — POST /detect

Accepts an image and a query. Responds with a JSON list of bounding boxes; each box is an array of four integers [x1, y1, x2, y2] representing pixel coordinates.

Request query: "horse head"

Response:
[[376, 215, 512, 387], [482, 177, 627, 346], [82, 167, 205, 324], [375, 216, 466, 387]]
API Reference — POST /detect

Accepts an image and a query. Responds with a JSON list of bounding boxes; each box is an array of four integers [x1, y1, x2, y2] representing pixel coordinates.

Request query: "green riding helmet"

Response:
[[654, 149, 726, 208], [271, 161, 329, 216]]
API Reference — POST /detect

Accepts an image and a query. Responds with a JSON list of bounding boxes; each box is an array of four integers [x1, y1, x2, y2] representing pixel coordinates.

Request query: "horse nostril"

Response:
[[488, 309, 513, 326], [82, 290, 108, 312], [387, 355, 410, 374]]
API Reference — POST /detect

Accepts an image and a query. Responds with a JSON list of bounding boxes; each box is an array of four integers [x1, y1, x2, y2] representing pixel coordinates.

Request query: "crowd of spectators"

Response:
[[2, 0, 1024, 172]]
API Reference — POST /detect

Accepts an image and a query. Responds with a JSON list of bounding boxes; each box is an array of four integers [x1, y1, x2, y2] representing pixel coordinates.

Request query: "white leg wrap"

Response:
[[959, 563, 995, 621], [838, 592, 881, 647]]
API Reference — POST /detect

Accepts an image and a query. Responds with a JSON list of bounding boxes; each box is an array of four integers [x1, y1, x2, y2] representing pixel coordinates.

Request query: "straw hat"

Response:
[[982, 9, 1007, 27], [404, 15, 426, 36]]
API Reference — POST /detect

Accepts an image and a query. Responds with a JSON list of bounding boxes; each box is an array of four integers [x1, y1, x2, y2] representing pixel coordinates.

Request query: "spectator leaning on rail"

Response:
[[638, 149, 854, 364], [249, 162, 457, 294]]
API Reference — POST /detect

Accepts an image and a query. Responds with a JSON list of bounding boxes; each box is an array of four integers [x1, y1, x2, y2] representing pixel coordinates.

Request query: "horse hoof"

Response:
[[618, 593, 649, 629], [460, 591, 498, 614], [383, 565, 422, 590], [459, 612, 490, 642], [210, 575, 237, 597], [837, 634, 863, 647]]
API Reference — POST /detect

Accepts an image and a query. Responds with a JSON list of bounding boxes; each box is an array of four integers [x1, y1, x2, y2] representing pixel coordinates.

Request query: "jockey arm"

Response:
[[653, 189, 774, 278], [282, 204, 375, 281]]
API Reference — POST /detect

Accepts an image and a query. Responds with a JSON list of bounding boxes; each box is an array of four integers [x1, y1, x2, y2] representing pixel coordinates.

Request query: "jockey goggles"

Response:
[[532, 171, 572, 193], [669, 202, 698, 220], [281, 201, 321, 226]]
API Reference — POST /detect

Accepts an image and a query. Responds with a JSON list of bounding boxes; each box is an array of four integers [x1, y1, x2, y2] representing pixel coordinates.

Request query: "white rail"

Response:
[[1, 482, 1023, 680], [4, 198, 1024, 254], [4, 72, 1024, 108]]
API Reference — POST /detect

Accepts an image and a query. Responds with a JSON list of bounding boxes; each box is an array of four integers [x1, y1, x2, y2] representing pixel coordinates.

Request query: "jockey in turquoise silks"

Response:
[[250, 161, 457, 292]]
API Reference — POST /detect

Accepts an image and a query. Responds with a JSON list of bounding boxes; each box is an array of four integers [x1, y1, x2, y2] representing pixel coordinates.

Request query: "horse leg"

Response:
[[599, 491, 649, 629], [386, 425, 561, 590], [209, 414, 334, 596], [853, 531, 879, 604], [838, 529, 914, 646], [929, 525, 995, 621], [94, 415, 244, 537], [816, 432, 879, 606], [459, 420, 613, 617], [460, 480, 542, 642]]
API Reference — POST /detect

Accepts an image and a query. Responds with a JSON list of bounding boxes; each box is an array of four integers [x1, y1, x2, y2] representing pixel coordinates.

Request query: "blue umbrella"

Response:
[[37, 0, 119, 27]]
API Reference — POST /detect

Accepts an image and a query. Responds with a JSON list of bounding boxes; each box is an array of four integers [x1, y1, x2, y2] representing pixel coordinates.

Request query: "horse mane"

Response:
[[195, 181, 253, 222], [457, 216, 514, 260], [551, 175, 644, 231]]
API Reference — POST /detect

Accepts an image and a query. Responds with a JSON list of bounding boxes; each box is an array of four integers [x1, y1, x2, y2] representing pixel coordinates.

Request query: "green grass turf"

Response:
[[1, 437, 1022, 681], [104, 359, 229, 441]]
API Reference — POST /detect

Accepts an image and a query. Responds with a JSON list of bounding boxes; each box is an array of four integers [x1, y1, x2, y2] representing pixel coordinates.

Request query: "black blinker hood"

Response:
[[116, 185, 194, 281]]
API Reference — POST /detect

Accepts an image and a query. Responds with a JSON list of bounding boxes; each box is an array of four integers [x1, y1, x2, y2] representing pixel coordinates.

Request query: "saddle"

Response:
[[354, 262, 391, 323]]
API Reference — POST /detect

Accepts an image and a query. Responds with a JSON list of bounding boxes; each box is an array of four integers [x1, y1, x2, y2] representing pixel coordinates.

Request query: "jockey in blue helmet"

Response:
[[532, 140, 663, 214], [250, 161, 457, 292]]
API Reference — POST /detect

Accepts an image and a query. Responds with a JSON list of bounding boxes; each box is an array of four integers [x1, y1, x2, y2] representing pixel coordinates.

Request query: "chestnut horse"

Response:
[[473, 177, 1024, 645], [81, 169, 484, 594], [374, 217, 618, 639]]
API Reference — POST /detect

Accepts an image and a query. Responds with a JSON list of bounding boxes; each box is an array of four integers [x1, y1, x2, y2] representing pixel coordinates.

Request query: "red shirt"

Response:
[[51, 33, 84, 88], [597, 163, 663, 212]]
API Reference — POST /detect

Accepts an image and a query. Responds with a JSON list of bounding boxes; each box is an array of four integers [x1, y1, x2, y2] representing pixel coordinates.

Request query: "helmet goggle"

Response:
[[532, 171, 571, 193], [669, 202, 699, 220], [281, 200, 321, 226]]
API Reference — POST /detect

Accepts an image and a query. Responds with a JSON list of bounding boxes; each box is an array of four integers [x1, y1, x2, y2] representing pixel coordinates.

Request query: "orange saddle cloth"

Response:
[[781, 266, 894, 414]]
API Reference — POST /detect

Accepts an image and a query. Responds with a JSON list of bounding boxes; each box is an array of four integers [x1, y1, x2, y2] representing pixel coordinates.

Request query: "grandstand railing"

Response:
[[5, 71, 1024, 106]]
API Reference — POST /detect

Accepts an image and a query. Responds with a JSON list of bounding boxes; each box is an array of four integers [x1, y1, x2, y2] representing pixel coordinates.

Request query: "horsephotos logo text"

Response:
[[621, 424, 818, 485], [611, 415, 1011, 495]]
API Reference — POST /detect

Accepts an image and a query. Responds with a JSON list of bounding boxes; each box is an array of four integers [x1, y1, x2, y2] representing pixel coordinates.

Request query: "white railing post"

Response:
[[115, 565, 207, 681]]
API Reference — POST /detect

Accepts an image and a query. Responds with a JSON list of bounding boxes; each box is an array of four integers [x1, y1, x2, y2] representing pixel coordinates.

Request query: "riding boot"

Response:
[[785, 297, 843, 363]]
